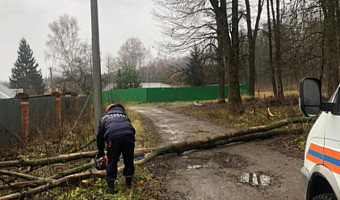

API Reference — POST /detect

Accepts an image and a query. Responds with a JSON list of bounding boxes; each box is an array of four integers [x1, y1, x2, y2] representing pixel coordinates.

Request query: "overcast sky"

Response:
[[0, 0, 163, 82]]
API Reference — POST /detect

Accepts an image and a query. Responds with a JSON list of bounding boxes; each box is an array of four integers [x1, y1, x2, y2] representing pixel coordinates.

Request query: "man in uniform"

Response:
[[96, 104, 135, 194]]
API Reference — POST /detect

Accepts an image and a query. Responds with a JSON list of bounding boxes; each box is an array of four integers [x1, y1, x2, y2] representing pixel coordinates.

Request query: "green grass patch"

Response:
[[127, 109, 155, 148], [41, 165, 160, 200]]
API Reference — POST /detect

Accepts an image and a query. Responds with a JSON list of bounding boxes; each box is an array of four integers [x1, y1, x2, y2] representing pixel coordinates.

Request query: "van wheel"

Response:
[[312, 193, 337, 200]]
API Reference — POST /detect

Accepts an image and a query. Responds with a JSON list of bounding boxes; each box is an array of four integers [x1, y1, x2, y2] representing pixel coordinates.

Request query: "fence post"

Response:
[[71, 92, 79, 113], [52, 92, 61, 123], [15, 93, 30, 137]]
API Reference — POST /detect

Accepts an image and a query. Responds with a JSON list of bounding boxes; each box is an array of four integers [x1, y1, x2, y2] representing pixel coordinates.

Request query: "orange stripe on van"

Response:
[[324, 161, 340, 174], [309, 143, 323, 154], [324, 147, 340, 160], [307, 153, 323, 165]]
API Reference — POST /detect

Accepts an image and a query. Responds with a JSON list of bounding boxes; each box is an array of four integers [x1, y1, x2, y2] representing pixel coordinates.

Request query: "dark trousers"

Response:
[[106, 135, 135, 182]]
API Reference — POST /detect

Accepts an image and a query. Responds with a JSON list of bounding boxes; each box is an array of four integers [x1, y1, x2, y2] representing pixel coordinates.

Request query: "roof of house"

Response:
[[0, 83, 22, 99], [141, 83, 171, 88], [103, 82, 172, 91]]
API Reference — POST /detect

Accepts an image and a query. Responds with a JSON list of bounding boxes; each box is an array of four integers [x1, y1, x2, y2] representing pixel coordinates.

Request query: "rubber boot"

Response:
[[125, 177, 132, 189], [107, 180, 117, 194]]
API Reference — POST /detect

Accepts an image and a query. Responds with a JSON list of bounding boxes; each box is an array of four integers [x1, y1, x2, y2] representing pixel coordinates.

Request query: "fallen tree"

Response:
[[0, 170, 48, 182], [145, 116, 314, 160], [0, 152, 96, 168], [0, 116, 315, 199], [0, 170, 105, 200], [0, 162, 95, 191], [68, 138, 96, 153], [0, 179, 51, 191], [0, 160, 146, 200], [0, 149, 151, 168], [0, 117, 313, 169]]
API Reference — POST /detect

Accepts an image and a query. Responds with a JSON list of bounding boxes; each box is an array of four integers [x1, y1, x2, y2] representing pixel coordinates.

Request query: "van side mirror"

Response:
[[299, 78, 322, 117]]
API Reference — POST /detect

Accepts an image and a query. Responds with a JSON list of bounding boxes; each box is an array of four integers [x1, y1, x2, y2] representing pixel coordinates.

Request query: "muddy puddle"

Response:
[[239, 172, 271, 187]]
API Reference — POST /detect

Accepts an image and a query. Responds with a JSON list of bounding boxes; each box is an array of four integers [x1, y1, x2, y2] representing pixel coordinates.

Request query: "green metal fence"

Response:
[[102, 88, 147, 103], [100, 85, 249, 103]]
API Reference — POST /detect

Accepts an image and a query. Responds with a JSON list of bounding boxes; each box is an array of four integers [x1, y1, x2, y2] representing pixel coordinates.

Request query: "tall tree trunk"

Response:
[[217, 14, 227, 104], [245, 0, 264, 100], [210, 0, 243, 112], [217, 52, 226, 103], [275, 0, 284, 100], [248, 39, 256, 100], [228, 0, 244, 114], [245, 0, 255, 100], [321, 0, 340, 97], [211, 0, 227, 103], [270, 0, 284, 100], [320, 21, 326, 82], [267, 0, 277, 98]]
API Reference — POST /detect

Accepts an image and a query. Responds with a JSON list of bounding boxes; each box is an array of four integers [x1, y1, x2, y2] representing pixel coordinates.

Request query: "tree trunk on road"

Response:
[[0, 149, 150, 168], [146, 116, 315, 160]]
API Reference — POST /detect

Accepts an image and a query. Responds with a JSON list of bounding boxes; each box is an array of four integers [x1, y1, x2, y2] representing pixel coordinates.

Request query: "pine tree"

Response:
[[185, 46, 204, 86], [10, 38, 45, 95], [115, 65, 141, 89]]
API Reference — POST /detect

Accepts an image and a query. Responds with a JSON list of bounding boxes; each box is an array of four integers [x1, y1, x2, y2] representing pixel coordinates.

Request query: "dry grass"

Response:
[[168, 95, 303, 128], [252, 90, 299, 99], [0, 109, 95, 161]]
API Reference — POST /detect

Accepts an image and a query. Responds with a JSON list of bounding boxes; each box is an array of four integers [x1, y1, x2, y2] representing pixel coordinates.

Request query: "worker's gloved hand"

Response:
[[96, 150, 105, 158], [95, 152, 108, 170]]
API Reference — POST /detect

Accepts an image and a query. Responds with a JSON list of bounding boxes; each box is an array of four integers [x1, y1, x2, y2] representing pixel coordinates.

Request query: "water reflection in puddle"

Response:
[[187, 165, 203, 169], [187, 164, 210, 169], [240, 172, 271, 187]]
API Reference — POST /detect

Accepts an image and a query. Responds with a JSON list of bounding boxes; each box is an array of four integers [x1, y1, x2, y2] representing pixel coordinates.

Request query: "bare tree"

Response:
[[320, 0, 340, 96], [229, 0, 244, 113], [153, 0, 216, 53], [154, 0, 227, 101], [266, 0, 277, 98], [155, 0, 243, 114], [102, 54, 117, 87], [117, 38, 150, 69], [245, 0, 264, 99], [270, 0, 284, 100], [105, 54, 116, 76], [210, 0, 243, 113], [139, 57, 175, 83], [45, 14, 92, 93], [209, 0, 228, 103]]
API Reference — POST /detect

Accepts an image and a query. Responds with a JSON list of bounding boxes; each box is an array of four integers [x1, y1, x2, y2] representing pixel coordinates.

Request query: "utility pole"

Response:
[[91, 0, 102, 133], [49, 67, 53, 92]]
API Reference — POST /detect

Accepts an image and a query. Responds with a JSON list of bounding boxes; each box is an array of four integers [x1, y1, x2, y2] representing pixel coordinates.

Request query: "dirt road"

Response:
[[130, 106, 304, 200]]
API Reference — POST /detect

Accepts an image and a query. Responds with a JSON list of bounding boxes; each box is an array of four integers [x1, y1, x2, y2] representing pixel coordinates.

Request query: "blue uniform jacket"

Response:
[[96, 105, 135, 153]]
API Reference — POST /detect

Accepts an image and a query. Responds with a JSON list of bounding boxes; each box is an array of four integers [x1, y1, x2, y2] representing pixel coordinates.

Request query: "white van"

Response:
[[300, 78, 340, 200]]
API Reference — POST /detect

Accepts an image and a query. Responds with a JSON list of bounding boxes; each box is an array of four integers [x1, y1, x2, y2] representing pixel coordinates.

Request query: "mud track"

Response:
[[130, 106, 304, 200]]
